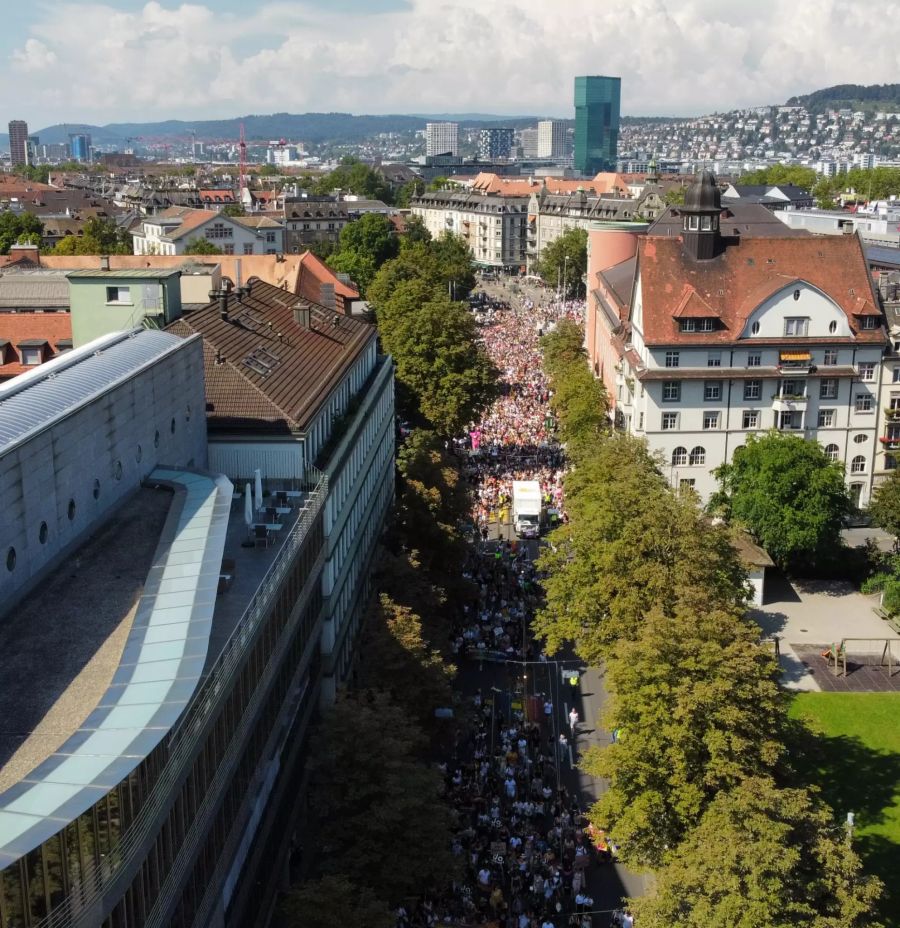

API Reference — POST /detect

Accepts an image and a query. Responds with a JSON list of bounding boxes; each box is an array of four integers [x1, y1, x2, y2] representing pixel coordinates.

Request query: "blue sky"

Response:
[[4, 1, 900, 129]]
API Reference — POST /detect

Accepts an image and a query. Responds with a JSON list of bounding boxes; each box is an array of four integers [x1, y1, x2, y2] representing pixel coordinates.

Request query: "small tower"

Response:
[[680, 170, 722, 261], [647, 155, 660, 184]]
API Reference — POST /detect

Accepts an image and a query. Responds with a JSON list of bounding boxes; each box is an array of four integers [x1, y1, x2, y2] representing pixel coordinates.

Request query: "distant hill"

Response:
[[786, 83, 900, 114]]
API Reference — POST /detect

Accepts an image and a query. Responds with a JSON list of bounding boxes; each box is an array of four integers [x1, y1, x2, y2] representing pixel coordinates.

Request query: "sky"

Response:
[[4, 0, 900, 129]]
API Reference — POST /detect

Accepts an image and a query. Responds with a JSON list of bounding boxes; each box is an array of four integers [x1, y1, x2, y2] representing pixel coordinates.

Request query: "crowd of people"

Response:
[[391, 277, 637, 927]]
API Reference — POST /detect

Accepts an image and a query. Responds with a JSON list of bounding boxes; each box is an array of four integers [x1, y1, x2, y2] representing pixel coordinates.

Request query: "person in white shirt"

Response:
[[569, 707, 579, 735]]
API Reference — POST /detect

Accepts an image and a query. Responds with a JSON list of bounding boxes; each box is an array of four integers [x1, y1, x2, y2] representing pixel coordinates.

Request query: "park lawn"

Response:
[[789, 692, 900, 926]]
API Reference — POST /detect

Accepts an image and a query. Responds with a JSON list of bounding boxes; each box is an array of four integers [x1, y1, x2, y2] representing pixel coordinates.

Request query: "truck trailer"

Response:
[[512, 480, 542, 538]]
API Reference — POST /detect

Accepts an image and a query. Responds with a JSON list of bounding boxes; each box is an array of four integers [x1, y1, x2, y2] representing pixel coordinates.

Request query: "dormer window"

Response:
[[860, 316, 879, 330], [686, 215, 700, 231], [679, 317, 718, 333]]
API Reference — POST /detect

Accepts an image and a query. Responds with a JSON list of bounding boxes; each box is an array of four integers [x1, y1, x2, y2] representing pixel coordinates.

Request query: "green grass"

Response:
[[789, 693, 900, 926]]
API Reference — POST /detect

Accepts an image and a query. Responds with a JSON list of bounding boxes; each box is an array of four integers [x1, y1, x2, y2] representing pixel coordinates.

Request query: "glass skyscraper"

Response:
[[574, 75, 621, 175]]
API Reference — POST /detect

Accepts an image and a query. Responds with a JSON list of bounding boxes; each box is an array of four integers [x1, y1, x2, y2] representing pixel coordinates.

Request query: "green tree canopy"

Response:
[[402, 214, 431, 245], [307, 692, 458, 902], [378, 277, 498, 436], [739, 165, 818, 190], [712, 432, 851, 571], [313, 157, 394, 203], [868, 468, 900, 542], [279, 875, 392, 928], [0, 212, 43, 254], [184, 237, 223, 255], [222, 203, 246, 217], [536, 227, 588, 297], [327, 212, 399, 296], [631, 777, 882, 928], [51, 217, 131, 255], [396, 177, 425, 207]]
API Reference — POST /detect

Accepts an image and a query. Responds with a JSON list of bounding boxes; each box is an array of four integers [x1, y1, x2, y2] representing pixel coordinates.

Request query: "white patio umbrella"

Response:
[[254, 468, 263, 512], [244, 482, 253, 528]]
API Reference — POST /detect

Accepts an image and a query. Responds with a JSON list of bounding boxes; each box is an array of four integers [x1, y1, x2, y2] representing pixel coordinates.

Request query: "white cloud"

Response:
[[5, 0, 900, 126]]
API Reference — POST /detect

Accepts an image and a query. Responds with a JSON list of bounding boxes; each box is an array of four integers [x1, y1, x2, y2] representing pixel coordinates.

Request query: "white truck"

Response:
[[512, 480, 542, 538]]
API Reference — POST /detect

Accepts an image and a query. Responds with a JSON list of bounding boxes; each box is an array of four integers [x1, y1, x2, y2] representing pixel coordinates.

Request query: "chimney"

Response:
[[100, 255, 110, 271], [293, 301, 311, 329], [320, 283, 335, 312]]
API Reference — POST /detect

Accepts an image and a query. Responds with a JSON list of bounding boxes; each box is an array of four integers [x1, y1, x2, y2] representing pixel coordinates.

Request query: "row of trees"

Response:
[[740, 163, 900, 209], [534, 327, 882, 925], [534, 227, 588, 298], [0, 213, 133, 256]]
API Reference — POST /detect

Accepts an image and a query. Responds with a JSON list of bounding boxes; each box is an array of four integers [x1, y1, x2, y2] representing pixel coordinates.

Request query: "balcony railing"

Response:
[[880, 436, 900, 449]]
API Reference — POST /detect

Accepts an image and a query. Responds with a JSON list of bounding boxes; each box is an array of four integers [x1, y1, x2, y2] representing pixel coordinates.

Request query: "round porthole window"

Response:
[[154, 429, 160, 448], [39, 522, 48, 544], [68, 499, 76, 521], [136, 444, 143, 463], [93, 479, 100, 500], [829, 321, 837, 334], [793, 289, 801, 301], [6, 547, 16, 572], [751, 321, 760, 335], [114, 460, 123, 480]]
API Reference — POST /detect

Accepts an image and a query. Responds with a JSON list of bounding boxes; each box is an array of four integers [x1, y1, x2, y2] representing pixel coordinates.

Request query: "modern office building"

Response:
[[0, 278, 395, 926], [68, 133, 92, 163], [574, 76, 621, 175], [8, 120, 29, 166], [537, 120, 569, 159], [478, 127, 515, 161], [425, 121, 459, 157], [585, 172, 888, 505]]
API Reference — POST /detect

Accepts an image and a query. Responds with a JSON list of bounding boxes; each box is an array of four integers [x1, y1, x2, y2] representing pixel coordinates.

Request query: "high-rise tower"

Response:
[[573, 76, 620, 175], [8, 120, 29, 166]]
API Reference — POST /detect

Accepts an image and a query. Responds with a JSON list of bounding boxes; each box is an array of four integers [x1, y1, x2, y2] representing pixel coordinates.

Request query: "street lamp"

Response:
[[563, 255, 570, 301]]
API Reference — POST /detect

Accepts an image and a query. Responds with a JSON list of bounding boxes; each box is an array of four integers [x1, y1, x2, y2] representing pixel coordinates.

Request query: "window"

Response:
[[266, 231, 276, 243], [793, 289, 801, 301], [893, 368, 900, 383], [679, 319, 696, 332], [742, 410, 759, 429], [243, 243, 254, 255], [206, 222, 233, 239], [743, 380, 761, 401], [861, 316, 879, 330], [820, 378, 838, 399], [784, 317, 809, 336], [825, 443, 840, 462], [700, 215, 713, 231], [638, 412, 644, 430], [823, 349, 838, 366], [704, 380, 722, 401], [223, 244, 234, 255], [851, 455, 866, 474], [21, 347, 42, 366], [687, 214, 700, 230], [671, 446, 688, 466], [703, 412, 719, 430], [828, 320, 838, 334], [106, 286, 131, 304], [698, 318, 716, 332], [679, 478, 696, 493], [38, 521, 48, 544], [665, 351, 680, 368], [689, 446, 706, 465], [751, 321, 760, 335], [662, 381, 680, 402], [887, 454, 898, 471], [747, 352, 761, 367], [818, 409, 835, 427], [779, 379, 805, 398], [707, 351, 721, 367], [858, 362, 876, 382], [855, 394, 874, 412], [853, 433, 868, 444], [661, 412, 678, 430]]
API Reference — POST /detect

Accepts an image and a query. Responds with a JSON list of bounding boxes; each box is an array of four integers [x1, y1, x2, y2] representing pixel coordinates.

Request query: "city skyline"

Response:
[[3, 0, 900, 128]]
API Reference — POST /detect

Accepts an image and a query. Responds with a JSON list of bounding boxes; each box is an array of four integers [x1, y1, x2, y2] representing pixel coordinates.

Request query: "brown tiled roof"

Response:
[[166, 279, 374, 432], [637, 231, 887, 347], [296, 251, 358, 303], [0, 312, 72, 379]]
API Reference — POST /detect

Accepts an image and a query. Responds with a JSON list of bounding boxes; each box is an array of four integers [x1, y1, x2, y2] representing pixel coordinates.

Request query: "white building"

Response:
[[586, 173, 889, 507], [426, 121, 459, 157], [537, 120, 569, 159], [132, 206, 285, 256], [410, 189, 528, 270]]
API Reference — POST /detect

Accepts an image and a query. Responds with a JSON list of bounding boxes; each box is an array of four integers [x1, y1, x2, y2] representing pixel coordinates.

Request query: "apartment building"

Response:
[[132, 207, 284, 256], [425, 122, 459, 157], [586, 172, 888, 505]]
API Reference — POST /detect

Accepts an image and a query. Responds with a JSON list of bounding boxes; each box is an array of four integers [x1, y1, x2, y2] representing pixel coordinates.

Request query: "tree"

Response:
[[222, 203, 245, 217], [378, 278, 499, 436], [430, 231, 476, 299], [427, 175, 450, 190], [328, 213, 399, 296], [868, 468, 900, 543], [307, 692, 458, 902], [712, 432, 851, 571], [396, 177, 425, 208], [535, 227, 588, 297], [739, 165, 818, 191], [582, 604, 784, 867], [279, 875, 392, 928], [51, 217, 131, 255], [184, 237, 223, 255], [313, 157, 394, 203], [664, 185, 687, 205], [402, 214, 432, 245], [631, 777, 882, 928], [0, 212, 43, 254]]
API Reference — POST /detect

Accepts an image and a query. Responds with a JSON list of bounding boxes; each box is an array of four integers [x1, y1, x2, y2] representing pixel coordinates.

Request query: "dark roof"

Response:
[[683, 171, 721, 212], [866, 245, 900, 271], [166, 280, 375, 433], [650, 201, 807, 239]]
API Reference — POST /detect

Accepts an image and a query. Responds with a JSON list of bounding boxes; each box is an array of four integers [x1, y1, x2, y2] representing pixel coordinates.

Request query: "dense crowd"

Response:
[[391, 278, 636, 927]]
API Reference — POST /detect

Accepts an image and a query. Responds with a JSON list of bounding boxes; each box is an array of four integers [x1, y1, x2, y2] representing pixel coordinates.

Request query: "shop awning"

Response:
[[780, 351, 811, 361]]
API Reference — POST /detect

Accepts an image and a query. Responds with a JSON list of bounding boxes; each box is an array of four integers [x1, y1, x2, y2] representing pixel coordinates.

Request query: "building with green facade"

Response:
[[574, 75, 621, 176]]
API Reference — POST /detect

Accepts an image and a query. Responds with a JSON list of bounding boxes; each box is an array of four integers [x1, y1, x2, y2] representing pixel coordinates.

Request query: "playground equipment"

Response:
[[824, 638, 900, 677]]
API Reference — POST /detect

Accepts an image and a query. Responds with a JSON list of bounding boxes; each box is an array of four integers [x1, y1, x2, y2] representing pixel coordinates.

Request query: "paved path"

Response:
[[752, 570, 900, 691]]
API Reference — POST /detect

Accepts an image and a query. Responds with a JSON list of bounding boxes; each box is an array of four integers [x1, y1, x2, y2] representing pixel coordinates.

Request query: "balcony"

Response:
[[772, 393, 808, 413], [880, 436, 900, 450], [885, 407, 900, 420]]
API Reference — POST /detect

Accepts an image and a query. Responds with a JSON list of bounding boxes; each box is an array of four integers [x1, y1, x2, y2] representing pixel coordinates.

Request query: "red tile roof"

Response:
[[637, 232, 886, 346], [296, 251, 358, 305], [0, 312, 72, 379]]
